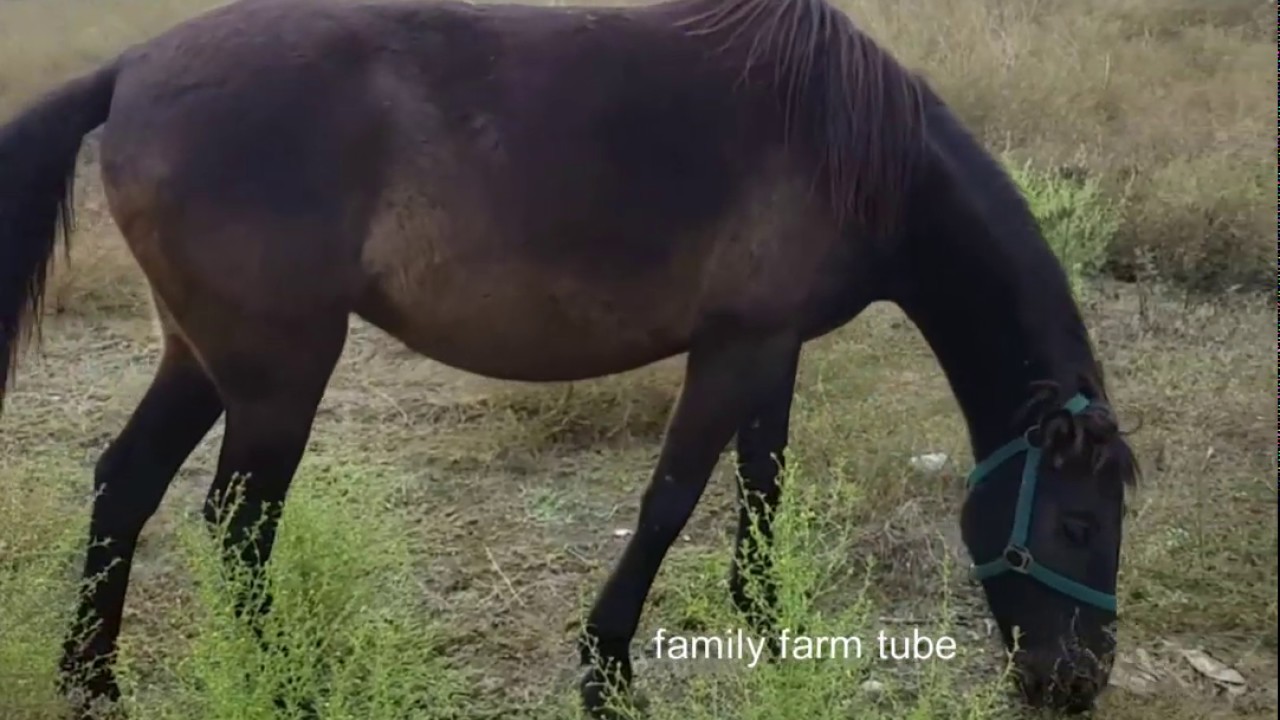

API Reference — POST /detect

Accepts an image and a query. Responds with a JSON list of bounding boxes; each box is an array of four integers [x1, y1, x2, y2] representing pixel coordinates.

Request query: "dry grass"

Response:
[[841, 0, 1274, 288], [0, 0, 1275, 718]]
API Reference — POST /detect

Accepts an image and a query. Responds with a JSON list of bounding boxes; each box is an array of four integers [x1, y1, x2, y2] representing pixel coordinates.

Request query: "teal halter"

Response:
[[966, 393, 1117, 613]]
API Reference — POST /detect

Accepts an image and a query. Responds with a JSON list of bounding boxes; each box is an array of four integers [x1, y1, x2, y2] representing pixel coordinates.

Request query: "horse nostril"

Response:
[[1059, 676, 1102, 714], [1015, 654, 1105, 713], [1070, 676, 1099, 697]]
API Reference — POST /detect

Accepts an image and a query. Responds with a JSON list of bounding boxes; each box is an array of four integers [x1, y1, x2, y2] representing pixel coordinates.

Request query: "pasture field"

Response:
[[0, 0, 1275, 719]]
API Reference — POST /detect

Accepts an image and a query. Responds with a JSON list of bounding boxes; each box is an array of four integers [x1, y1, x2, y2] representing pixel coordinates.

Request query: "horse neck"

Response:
[[888, 103, 1103, 458]]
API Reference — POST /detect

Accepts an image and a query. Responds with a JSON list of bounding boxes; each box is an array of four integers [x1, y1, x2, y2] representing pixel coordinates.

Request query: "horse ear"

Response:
[[1081, 405, 1119, 439], [1044, 404, 1121, 473], [1043, 402, 1116, 470], [1079, 405, 1121, 472], [1041, 410, 1082, 469]]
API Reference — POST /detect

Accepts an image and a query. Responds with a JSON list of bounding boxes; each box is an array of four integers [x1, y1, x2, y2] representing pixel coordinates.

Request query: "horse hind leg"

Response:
[[194, 312, 348, 631], [60, 328, 224, 712]]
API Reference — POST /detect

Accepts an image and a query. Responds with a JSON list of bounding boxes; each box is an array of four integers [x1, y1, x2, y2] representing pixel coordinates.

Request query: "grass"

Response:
[[1, 453, 470, 720], [842, 0, 1274, 290], [0, 0, 1275, 718], [136, 463, 468, 720], [1007, 157, 1121, 294]]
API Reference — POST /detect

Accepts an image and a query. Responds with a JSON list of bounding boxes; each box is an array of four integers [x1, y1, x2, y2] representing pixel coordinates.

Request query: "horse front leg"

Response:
[[729, 344, 799, 641], [577, 328, 801, 720]]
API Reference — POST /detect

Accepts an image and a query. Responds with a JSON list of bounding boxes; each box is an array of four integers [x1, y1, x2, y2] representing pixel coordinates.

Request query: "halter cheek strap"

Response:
[[965, 393, 1117, 613]]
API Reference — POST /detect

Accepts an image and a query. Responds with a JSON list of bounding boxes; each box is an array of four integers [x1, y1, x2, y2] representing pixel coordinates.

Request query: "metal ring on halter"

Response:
[[1021, 423, 1044, 449], [1003, 545, 1033, 573]]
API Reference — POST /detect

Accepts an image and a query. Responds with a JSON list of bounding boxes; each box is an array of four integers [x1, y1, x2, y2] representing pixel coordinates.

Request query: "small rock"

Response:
[[860, 679, 885, 695], [1181, 648, 1246, 695], [909, 453, 949, 473], [613, 528, 633, 539]]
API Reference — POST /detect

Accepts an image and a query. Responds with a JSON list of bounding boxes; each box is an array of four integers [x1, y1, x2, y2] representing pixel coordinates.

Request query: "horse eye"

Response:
[[1061, 516, 1093, 546]]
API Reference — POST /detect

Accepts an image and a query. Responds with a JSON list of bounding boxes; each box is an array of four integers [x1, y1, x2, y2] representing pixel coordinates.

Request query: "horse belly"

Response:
[[356, 253, 699, 382], [355, 153, 834, 381]]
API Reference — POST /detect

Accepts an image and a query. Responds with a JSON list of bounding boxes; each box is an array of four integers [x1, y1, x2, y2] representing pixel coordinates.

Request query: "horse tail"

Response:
[[0, 61, 119, 413]]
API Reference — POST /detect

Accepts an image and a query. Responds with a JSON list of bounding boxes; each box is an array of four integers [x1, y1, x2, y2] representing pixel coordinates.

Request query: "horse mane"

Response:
[[674, 0, 927, 239]]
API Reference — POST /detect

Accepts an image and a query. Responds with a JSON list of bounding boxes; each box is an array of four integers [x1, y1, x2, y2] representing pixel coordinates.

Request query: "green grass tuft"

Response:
[[1007, 158, 1121, 293], [117, 459, 471, 720]]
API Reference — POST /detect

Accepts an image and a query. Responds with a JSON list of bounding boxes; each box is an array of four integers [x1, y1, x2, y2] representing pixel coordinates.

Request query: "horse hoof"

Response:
[[579, 666, 647, 719], [58, 659, 123, 720], [65, 693, 126, 720]]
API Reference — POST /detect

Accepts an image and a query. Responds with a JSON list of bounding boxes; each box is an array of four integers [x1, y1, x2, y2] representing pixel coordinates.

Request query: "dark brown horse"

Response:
[[0, 0, 1137, 716]]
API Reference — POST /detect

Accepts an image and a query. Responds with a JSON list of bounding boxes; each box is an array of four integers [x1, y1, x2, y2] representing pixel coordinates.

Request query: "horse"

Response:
[[0, 0, 1138, 716]]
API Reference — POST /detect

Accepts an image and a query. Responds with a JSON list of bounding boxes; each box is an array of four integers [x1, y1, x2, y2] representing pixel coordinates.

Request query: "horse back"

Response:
[[98, 0, 854, 380]]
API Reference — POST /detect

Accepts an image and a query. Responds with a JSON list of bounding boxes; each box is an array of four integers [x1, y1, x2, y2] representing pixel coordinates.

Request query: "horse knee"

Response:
[[635, 475, 705, 542]]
